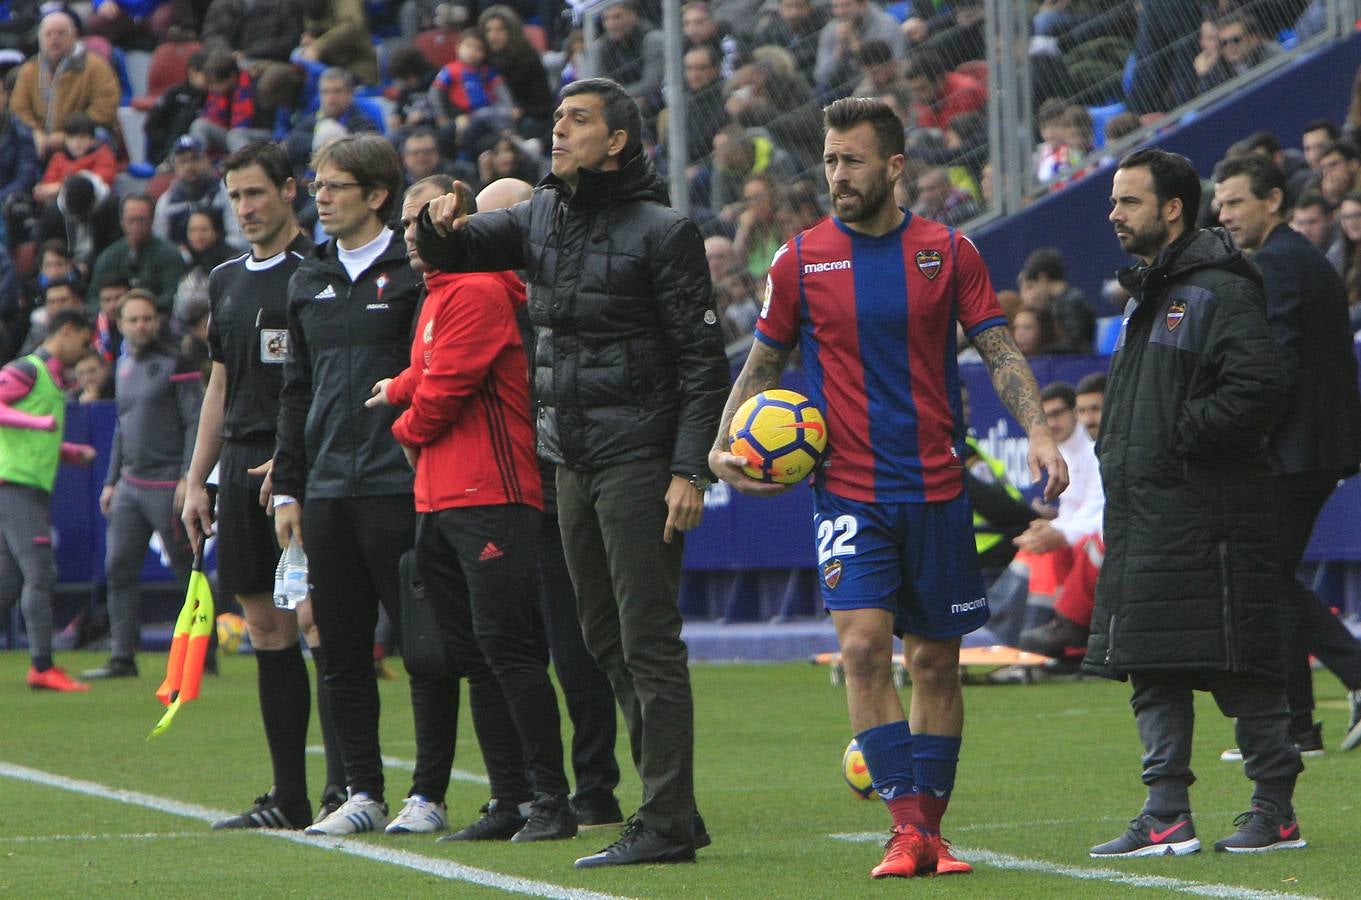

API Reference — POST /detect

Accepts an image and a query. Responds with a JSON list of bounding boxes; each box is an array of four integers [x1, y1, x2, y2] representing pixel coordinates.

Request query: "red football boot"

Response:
[[931, 835, 973, 875], [870, 825, 936, 878], [27, 666, 90, 692]]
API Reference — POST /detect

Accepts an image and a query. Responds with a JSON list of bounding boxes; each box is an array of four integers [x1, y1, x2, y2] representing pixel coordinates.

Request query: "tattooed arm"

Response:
[[708, 340, 793, 495], [972, 324, 1070, 501]]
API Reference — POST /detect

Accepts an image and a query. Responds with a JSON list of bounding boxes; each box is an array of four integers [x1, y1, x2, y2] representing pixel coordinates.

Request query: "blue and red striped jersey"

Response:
[[755, 213, 1006, 503]]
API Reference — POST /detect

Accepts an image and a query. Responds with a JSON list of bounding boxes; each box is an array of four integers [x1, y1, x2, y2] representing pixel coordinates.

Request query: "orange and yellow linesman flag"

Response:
[[149, 542, 214, 738]]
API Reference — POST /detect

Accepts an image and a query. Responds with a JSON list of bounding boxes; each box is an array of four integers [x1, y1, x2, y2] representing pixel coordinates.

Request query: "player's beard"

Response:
[[831, 172, 893, 224]]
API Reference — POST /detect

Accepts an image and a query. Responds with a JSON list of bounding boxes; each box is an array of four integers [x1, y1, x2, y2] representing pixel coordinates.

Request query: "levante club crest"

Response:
[[1166, 299, 1186, 331], [915, 249, 942, 280], [823, 559, 843, 589]]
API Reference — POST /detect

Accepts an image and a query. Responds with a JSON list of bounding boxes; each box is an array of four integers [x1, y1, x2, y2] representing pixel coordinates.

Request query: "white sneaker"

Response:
[[385, 795, 448, 834], [1342, 690, 1361, 752], [304, 792, 389, 835]]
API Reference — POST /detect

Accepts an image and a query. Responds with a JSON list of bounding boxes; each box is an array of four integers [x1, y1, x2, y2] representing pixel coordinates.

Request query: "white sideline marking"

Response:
[[0, 831, 208, 843], [0, 762, 622, 900], [830, 833, 1319, 900], [305, 745, 489, 784]]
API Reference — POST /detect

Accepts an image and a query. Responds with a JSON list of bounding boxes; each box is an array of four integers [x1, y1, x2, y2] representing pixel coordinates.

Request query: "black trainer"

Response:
[[574, 818, 696, 868], [1213, 800, 1306, 853], [439, 799, 528, 842], [80, 657, 138, 680], [314, 785, 347, 825], [1342, 689, 1361, 752], [213, 790, 311, 830], [1290, 721, 1325, 757], [512, 795, 578, 843], [572, 794, 624, 828], [1089, 812, 1200, 858], [1018, 614, 1089, 659]]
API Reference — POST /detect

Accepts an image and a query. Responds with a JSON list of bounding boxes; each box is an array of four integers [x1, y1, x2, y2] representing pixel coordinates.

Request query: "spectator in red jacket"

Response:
[[364, 173, 575, 842], [34, 113, 116, 204], [905, 49, 985, 134]]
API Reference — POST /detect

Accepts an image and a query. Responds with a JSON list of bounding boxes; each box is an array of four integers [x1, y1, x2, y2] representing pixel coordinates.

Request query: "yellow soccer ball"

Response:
[[843, 738, 874, 799], [729, 389, 828, 484], [216, 613, 247, 655]]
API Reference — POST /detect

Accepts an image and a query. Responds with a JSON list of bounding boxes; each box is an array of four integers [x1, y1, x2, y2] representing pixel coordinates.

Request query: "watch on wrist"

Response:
[[680, 472, 713, 492]]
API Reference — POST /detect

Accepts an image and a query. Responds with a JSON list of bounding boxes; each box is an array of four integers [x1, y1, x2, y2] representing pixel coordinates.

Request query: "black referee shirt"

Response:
[[207, 233, 314, 442]]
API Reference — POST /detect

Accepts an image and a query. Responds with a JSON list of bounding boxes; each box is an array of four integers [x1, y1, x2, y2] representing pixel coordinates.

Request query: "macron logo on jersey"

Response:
[[803, 259, 852, 274]]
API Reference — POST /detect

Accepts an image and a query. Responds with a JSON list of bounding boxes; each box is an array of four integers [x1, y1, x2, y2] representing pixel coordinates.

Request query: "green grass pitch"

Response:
[[0, 651, 1353, 898]]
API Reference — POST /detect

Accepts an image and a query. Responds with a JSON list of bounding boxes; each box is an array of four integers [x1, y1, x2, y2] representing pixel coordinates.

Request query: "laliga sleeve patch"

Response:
[[260, 329, 288, 364]]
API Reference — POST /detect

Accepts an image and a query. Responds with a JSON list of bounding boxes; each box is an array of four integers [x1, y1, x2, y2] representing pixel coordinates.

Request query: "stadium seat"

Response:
[[116, 106, 148, 165], [1087, 101, 1127, 149], [123, 49, 151, 98], [83, 35, 113, 60], [130, 42, 202, 112], [955, 59, 987, 91], [144, 171, 175, 204], [413, 28, 461, 70], [523, 23, 549, 53], [110, 47, 133, 105], [1094, 315, 1123, 355], [353, 95, 389, 135]]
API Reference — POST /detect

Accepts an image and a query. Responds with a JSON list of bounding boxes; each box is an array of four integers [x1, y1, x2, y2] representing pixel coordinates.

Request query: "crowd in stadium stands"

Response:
[[0, 1, 1357, 370]]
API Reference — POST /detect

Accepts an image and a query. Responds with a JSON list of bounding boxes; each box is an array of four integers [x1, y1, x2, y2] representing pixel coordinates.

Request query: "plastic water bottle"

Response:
[[273, 540, 309, 610]]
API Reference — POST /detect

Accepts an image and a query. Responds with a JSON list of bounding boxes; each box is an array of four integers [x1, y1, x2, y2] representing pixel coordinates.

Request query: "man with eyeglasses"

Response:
[[269, 134, 423, 835]]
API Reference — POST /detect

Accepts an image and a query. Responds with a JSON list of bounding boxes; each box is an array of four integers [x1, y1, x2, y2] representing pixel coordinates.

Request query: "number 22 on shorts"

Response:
[[817, 514, 858, 564]]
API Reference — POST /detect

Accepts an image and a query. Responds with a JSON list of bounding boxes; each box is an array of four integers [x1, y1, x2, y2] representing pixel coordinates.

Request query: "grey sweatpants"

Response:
[[105, 480, 194, 660], [0, 484, 57, 661], [1131, 670, 1302, 815]]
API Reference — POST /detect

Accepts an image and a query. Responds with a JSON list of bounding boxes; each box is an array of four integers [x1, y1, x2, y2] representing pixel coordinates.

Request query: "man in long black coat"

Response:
[[1214, 153, 1361, 755], [1086, 149, 1305, 859]]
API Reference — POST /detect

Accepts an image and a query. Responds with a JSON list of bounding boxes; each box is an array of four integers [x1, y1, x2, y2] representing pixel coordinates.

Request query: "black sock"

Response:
[[256, 643, 311, 806], [31, 654, 52, 672], [309, 644, 347, 792]]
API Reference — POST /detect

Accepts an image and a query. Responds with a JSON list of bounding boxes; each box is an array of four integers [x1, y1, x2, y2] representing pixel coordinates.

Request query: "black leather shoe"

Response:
[[512, 795, 577, 842], [574, 819, 696, 868], [314, 785, 347, 825], [572, 794, 624, 828], [80, 657, 138, 679], [438, 799, 527, 841], [693, 812, 712, 850]]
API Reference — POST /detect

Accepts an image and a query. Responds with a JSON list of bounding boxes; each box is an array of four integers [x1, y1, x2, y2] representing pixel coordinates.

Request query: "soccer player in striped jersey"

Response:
[[710, 98, 1068, 879]]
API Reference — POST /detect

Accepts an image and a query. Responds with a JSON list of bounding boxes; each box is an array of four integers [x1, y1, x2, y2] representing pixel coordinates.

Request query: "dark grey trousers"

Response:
[[0, 484, 56, 661], [556, 459, 696, 843], [105, 480, 194, 661], [1130, 670, 1302, 815]]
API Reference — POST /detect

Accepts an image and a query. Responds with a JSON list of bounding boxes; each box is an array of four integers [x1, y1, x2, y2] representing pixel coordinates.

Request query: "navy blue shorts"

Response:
[[813, 488, 988, 639]]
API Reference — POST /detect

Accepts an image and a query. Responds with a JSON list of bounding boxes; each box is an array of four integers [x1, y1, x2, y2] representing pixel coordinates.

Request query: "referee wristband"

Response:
[[272, 494, 298, 509]]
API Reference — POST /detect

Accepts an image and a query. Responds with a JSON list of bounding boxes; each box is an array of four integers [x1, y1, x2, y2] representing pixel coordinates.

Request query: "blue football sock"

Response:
[[912, 733, 961, 796], [856, 721, 914, 801]]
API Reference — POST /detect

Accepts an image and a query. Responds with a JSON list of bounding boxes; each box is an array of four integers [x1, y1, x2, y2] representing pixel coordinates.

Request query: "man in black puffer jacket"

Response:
[[417, 77, 729, 869], [1086, 149, 1304, 860]]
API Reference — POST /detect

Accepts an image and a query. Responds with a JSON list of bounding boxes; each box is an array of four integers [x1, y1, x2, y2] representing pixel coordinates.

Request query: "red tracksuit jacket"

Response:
[[388, 269, 543, 513]]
